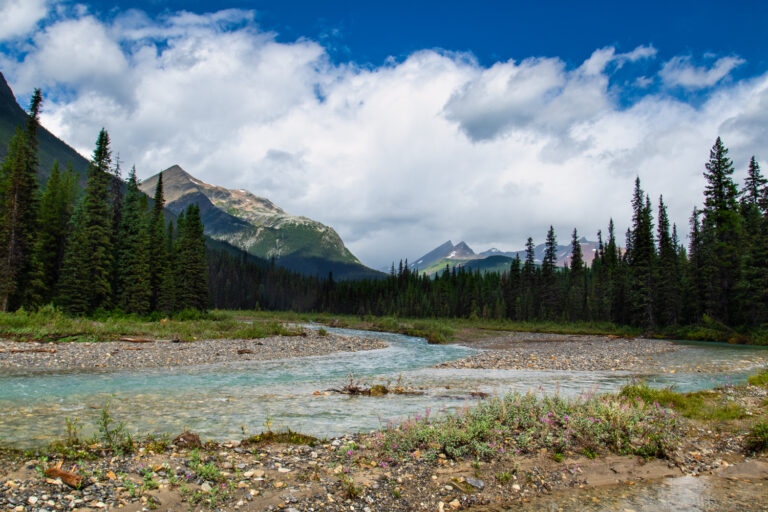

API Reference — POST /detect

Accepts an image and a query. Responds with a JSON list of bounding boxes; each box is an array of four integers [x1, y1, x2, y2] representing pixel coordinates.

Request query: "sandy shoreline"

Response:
[[0, 330, 388, 373]]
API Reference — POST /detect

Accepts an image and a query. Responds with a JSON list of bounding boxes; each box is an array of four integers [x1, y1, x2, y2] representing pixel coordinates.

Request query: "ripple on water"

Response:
[[0, 328, 766, 448]]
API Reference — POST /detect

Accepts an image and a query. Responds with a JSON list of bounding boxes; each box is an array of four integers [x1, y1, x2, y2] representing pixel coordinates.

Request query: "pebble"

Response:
[[0, 331, 388, 373]]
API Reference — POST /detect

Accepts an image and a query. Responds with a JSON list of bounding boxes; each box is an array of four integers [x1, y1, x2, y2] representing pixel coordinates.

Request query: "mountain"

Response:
[[139, 166, 381, 280], [414, 237, 601, 275], [0, 72, 89, 183]]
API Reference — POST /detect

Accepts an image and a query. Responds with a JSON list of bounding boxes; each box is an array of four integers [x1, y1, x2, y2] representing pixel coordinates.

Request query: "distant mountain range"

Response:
[[0, 71, 380, 280], [409, 239, 600, 275]]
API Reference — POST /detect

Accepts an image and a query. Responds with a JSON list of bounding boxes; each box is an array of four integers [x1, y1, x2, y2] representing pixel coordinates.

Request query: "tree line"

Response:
[[211, 137, 766, 334], [0, 91, 208, 315]]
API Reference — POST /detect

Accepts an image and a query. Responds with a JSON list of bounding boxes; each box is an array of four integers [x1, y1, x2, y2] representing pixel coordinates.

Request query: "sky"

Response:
[[1, 0, 767, 269]]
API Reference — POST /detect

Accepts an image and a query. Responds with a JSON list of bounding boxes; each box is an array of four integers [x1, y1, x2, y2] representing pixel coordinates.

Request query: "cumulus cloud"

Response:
[[1, 10, 766, 269], [0, 0, 48, 40], [660, 55, 745, 89]]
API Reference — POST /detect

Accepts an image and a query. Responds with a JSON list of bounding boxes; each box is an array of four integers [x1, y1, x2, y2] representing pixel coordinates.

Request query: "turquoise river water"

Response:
[[1, 327, 766, 449]]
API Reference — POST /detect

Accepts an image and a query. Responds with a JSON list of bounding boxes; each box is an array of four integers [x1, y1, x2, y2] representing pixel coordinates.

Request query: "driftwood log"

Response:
[[0, 348, 56, 354], [44, 465, 85, 489], [118, 337, 154, 343]]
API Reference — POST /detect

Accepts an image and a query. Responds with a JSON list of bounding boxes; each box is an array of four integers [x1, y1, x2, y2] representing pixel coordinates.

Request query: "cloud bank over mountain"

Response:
[[1, 4, 766, 267]]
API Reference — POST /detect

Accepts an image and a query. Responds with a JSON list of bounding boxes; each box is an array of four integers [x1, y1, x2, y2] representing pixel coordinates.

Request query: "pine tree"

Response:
[[57, 129, 114, 313], [700, 137, 742, 323], [117, 167, 151, 314], [655, 195, 680, 326], [737, 156, 768, 324], [521, 237, 537, 320], [567, 228, 585, 321], [176, 204, 208, 310], [0, 90, 43, 310], [158, 219, 177, 314], [627, 178, 655, 329], [34, 162, 78, 302], [148, 173, 167, 310], [541, 226, 559, 319]]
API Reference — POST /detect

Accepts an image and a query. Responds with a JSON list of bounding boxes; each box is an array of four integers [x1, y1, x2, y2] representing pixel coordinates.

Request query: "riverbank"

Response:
[[1, 378, 766, 511], [436, 332, 768, 373], [0, 329, 388, 372]]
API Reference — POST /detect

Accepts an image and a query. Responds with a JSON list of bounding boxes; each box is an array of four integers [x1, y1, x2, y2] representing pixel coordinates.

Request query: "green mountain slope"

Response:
[[140, 166, 381, 279], [0, 72, 89, 183]]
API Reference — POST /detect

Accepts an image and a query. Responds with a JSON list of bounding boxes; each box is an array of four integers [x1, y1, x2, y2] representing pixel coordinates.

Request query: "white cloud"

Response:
[[2, 12, 766, 269], [660, 55, 745, 89], [0, 0, 48, 41]]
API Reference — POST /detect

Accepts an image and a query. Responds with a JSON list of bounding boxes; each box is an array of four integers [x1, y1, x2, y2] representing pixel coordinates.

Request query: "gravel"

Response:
[[0, 330, 388, 373]]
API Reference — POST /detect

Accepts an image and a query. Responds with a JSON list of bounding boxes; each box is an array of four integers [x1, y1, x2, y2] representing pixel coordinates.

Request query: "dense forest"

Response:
[[0, 91, 208, 315], [2, 90, 766, 335], [213, 137, 767, 334]]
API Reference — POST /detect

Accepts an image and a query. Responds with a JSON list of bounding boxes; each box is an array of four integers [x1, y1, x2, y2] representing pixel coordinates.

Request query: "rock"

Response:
[[466, 478, 484, 490], [253, 469, 265, 478], [512, 484, 521, 491], [172, 431, 202, 448], [200, 482, 212, 492], [278, 467, 291, 473], [449, 499, 461, 509], [28, 496, 39, 505]]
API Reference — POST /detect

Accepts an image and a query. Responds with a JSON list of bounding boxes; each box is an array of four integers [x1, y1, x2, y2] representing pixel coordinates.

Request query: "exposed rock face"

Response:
[[139, 165, 364, 267]]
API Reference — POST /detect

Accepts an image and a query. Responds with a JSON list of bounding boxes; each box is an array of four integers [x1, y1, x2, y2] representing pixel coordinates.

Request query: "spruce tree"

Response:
[[700, 137, 742, 323], [655, 195, 680, 326], [176, 204, 208, 310], [628, 178, 655, 329], [58, 129, 114, 313], [148, 173, 167, 310], [541, 226, 560, 320], [737, 157, 768, 324], [567, 228, 585, 321], [34, 162, 78, 302], [521, 237, 537, 320], [117, 167, 151, 314], [0, 90, 43, 310]]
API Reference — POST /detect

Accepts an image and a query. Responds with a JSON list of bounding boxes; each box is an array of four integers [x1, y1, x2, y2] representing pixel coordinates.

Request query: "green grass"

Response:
[[371, 389, 680, 462], [243, 429, 319, 447], [0, 305, 302, 342], [745, 421, 768, 452], [618, 382, 746, 421], [748, 368, 768, 387]]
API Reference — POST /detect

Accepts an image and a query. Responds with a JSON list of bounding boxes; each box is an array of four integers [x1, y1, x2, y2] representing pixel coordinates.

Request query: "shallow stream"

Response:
[[1, 328, 766, 448]]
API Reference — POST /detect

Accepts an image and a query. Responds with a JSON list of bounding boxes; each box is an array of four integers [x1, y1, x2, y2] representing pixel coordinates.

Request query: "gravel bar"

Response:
[[437, 333, 679, 371], [0, 330, 388, 372]]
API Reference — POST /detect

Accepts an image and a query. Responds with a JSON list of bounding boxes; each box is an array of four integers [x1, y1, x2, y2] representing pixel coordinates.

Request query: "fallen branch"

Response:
[[118, 337, 154, 343], [44, 465, 85, 489], [0, 348, 56, 354]]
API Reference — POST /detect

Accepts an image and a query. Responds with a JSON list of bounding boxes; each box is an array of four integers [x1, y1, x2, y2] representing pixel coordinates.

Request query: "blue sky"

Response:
[[0, 0, 766, 267]]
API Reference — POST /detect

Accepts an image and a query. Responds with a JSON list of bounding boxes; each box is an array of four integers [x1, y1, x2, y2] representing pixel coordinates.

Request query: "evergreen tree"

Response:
[[567, 228, 585, 321], [0, 90, 43, 310], [148, 173, 167, 310], [541, 226, 559, 319], [34, 162, 78, 302], [655, 195, 680, 326], [628, 178, 655, 329], [521, 237, 537, 320], [700, 137, 742, 323], [117, 167, 151, 314], [176, 204, 208, 310], [737, 156, 768, 324], [58, 129, 114, 312]]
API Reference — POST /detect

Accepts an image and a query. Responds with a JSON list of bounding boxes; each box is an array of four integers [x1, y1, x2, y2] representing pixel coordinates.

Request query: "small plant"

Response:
[[97, 398, 133, 454], [34, 456, 48, 478], [196, 462, 223, 483], [391, 487, 401, 499], [317, 327, 329, 336], [142, 469, 160, 490], [340, 475, 361, 499], [495, 471, 512, 483], [745, 421, 768, 453], [581, 447, 598, 459], [552, 452, 564, 462], [748, 369, 768, 387]]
